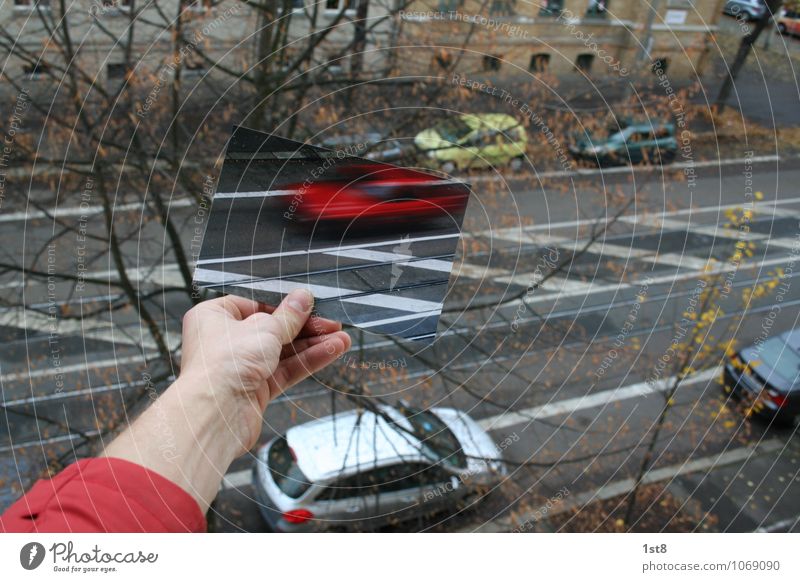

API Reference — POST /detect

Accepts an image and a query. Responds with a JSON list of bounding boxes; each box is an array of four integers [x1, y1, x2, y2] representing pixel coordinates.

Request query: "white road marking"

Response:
[[0, 354, 156, 384], [325, 249, 453, 272], [356, 308, 443, 329], [0, 198, 193, 223], [195, 232, 460, 266], [213, 190, 297, 199], [469, 438, 785, 532], [0, 308, 181, 351], [477, 367, 721, 431], [236, 279, 444, 313]]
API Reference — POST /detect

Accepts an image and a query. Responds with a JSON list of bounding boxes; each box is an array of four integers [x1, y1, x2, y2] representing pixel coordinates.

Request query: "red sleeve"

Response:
[[0, 457, 206, 533]]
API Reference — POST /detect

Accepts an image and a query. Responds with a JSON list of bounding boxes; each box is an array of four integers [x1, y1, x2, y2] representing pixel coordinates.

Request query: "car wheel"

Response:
[[509, 157, 524, 172], [779, 23, 788, 34], [441, 161, 456, 174]]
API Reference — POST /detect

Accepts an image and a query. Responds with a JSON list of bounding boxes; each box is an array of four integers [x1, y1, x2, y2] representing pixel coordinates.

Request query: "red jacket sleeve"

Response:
[[0, 457, 206, 533]]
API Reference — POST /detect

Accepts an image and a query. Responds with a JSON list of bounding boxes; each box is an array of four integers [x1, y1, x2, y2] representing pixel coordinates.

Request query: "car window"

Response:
[[434, 117, 473, 143], [401, 408, 467, 468], [268, 437, 312, 499], [315, 469, 384, 501], [315, 463, 454, 500], [758, 338, 800, 382]]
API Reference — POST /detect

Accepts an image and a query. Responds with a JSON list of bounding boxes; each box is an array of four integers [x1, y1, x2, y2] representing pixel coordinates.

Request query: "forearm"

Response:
[[101, 373, 244, 514]]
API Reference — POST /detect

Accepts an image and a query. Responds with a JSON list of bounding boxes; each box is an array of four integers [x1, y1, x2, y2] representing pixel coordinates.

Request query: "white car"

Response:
[[252, 404, 506, 531]]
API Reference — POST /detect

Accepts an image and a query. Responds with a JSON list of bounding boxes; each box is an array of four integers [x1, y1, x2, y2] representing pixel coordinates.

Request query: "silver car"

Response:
[[252, 404, 506, 532], [723, 0, 767, 20]]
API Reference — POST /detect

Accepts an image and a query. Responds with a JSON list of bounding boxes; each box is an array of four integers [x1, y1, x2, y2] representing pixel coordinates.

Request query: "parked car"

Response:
[[568, 122, 677, 166], [413, 113, 527, 172], [252, 404, 506, 531], [777, 8, 800, 35], [723, 0, 768, 21], [723, 331, 800, 425]]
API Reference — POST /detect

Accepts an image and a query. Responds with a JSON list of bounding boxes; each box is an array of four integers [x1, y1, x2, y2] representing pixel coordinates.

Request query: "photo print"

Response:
[[192, 126, 472, 343]]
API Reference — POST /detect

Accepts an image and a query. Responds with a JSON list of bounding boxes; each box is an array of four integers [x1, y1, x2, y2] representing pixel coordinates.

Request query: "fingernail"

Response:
[[287, 288, 313, 312]]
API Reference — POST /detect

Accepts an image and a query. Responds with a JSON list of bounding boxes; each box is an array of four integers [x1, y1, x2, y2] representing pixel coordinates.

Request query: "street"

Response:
[[3, 154, 800, 532]]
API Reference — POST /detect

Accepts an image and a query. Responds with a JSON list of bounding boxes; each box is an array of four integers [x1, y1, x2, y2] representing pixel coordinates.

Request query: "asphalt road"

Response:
[[2, 157, 800, 532]]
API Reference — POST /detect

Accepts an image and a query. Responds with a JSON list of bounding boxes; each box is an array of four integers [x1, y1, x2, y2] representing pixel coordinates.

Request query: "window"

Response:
[[14, 0, 50, 10], [575, 53, 594, 73], [529, 53, 550, 73], [482, 54, 502, 72], [316, 463, 453, 501], [438, 0, 463, 11], [489, 0, 515, 16], [187, 0, 210, 12], [183, 61, 207, 76], [586, 0, 608, 17], [434, 50, 452, 69], [23, 62, 49, 80], [539, 0, 563, 17], [267, 438, 312, 499], [401, 407, 467, 468], [107, 63, 132, 80], [651, 57, 669, 75], [101, 0, 131, 11], [325, 0, 354, 12]]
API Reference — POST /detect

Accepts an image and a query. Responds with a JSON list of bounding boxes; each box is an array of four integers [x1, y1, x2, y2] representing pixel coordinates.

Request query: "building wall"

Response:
[[397, 0, 723, 79]]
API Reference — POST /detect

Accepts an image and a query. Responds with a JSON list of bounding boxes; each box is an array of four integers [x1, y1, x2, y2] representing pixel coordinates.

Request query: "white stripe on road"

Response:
[[477, 367, 722, 431], [236, 279, 444, 313], [470, 438, 785, 532], [0, 354, 156, 384], [0, 198, 194, 223], [195, 232, 460, 266], [357, 308, 443, 329], [213, 190, 297, 199], [324, 249, 453, 272]]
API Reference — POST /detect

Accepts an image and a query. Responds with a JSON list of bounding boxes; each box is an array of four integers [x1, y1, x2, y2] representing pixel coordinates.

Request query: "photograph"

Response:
[[1, 0, 799, 579]]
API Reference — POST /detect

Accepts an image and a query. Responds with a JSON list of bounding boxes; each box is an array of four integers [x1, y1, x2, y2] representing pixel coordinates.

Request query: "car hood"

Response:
[[414, 128, 451, 151], [431, 407, 506, 476], [739, 346, 798, 392]]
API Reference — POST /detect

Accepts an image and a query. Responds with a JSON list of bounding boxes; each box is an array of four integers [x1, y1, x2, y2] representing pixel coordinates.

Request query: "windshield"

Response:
[[402, 408, 466, 468], [268, 437, 312, 498], [434, 117, 473, 143], [757, 337, 800, 381]]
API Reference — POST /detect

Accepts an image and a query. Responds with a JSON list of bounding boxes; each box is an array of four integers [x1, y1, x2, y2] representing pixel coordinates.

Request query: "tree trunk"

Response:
[[715, 0, 784, 111]]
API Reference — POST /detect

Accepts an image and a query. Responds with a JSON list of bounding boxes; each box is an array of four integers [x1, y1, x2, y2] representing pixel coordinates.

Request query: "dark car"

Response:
[[568, 122, 677, 167], [723, 331, 800, 425]]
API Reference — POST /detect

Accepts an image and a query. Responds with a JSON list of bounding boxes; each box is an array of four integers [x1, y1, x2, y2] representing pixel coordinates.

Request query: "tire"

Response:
[[779, 23, 788, 35]]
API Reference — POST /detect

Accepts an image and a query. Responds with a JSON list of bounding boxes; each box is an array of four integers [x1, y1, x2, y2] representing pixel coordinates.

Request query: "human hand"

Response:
[[178, 290, 351, 453]]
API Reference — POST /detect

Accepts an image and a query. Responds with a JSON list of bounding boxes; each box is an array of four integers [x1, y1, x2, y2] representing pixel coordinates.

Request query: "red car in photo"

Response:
[[289, 164, 470, 226]]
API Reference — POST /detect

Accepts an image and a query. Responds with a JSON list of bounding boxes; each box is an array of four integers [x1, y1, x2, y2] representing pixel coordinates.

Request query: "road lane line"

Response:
[[324, 249, 453, 272], [476, 367, 721, 431], [468, 438, 785, 532], [195, 232, 460, 266]]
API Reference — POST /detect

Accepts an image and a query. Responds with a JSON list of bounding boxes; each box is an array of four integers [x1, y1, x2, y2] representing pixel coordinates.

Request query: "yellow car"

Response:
[[414, 113, 527, 172]]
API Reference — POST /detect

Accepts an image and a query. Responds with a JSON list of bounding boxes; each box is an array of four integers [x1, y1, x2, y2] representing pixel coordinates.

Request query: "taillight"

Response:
[[282, 509, 313, 524], [766, 390, 788, 407]]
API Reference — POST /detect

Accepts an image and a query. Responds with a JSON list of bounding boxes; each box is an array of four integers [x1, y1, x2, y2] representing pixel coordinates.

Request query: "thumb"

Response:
[[265, 288, 315, 345]]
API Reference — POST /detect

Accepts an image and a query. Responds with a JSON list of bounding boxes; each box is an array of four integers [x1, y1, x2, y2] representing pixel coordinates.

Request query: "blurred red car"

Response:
[[289, 165, 470, 225]]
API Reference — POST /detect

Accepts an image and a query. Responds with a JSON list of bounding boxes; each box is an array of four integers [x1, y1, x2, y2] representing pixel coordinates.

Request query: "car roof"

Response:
[[780, 329, 800, 353], [460, 113, 520, 131], [286, 406, 428, 483]]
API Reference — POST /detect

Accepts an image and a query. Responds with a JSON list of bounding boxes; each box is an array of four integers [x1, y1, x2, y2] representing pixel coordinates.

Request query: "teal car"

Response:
[[414, 113, 528, 173], [569, 122, 677, 166]]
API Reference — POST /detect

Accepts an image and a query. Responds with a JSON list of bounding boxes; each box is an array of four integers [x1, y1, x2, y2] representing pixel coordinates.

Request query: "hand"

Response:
[[178, 289, 351, 454]]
